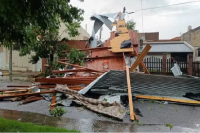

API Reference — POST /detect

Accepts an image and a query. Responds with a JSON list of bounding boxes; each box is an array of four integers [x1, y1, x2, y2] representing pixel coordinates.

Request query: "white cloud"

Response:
[[70, 0, 200, 40]]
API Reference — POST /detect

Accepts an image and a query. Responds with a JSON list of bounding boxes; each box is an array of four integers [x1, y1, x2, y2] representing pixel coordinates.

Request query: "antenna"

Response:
[[99, 27, 103, 41], [123, 7, 126, 13]]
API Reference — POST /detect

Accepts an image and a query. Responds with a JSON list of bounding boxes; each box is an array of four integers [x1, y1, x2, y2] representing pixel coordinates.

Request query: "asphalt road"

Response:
[[0, 76, 200, 132]]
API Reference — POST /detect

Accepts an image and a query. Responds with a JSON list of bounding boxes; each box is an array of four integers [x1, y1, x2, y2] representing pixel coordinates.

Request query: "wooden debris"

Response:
[[56, 61, 103, 73], [110, 33, 133, 53], [136, 95, 200, 105], [35, 77, 96, 85], [0, 88, 28, 92], [50, 93, 56, 110], [7, 85, 30, 88], [0, 90, 56, 98], [22, 96, 44, 104], [53, 68, 100, 74], [11, 97, 23, 102], [126, 65, 138, 121], [130, 44, 151, 71], [133, 48, 150, 74]]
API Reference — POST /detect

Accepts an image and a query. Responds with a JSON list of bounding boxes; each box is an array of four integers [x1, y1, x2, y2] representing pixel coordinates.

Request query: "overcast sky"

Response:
[[70, 0, 200, 40]]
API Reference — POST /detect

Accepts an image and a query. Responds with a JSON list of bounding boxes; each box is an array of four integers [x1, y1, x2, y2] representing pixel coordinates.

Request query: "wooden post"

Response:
[[133, 49, 150, 74], [9, 45, 12, 75], [50, 93, 56, 110], [187, 53, 193, 75], [162, 54, 167, 74], [125, 66, 138, 121], [130, 44, 151, 71]]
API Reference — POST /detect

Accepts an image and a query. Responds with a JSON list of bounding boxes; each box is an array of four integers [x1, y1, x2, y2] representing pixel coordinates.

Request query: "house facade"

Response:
[[181, 26, 200, 61], [141, 41, 194, 60], [0, 24, 90, 72]]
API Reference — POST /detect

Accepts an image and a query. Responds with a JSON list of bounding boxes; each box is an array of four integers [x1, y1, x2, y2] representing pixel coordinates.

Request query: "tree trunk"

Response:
[[50, 53, 54, 62], [9, 46, 12, 75]]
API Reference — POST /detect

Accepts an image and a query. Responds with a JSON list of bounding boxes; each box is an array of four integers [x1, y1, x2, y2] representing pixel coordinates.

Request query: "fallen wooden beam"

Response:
[[22, 96, 44, 104], [126, 65, 138, 121], [53, 68, 100, 74], [56, 61, 103, 73], [50, 93, 56, 110], [38, 85, 83, 91], [7, 85, 30, 88], [3, 90, 28, 94], [11, 97, 23, 102], [0, 90, 56, 98], [136, 95, 200, 105], [0, 88, 28, 91], [35, 77, 96, 85], [62, 47, 111, 53], [130, 44, 151, 71], [133, 49, 150, 74]]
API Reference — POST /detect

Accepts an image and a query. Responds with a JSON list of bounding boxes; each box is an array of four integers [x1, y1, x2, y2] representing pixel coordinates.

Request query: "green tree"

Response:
[[0, 0, 84, 73], [0, 0, 84, 46], [19, 25, 70, 64], [127, 20, 136, 31]]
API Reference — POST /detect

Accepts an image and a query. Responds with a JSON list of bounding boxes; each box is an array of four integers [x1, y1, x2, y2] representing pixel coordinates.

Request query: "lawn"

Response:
[[0, 117, 78, 132]]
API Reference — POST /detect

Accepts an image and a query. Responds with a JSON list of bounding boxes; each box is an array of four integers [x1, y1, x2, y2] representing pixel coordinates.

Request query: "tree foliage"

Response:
[[0, 0, 84, 47], [67, 47, 86, 66], [127, 20, 136, 31], [19, 25, 70, 64]]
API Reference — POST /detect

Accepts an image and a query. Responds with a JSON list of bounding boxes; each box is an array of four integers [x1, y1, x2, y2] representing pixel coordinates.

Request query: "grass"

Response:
[[49, 106, 67, 117], [165, 124, 173, 129], [0, 117, 78, 132]]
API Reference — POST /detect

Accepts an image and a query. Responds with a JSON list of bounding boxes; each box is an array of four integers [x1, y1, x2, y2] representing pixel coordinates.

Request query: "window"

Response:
[[198, 48, 200, 57], [13, 45, 20, 51]]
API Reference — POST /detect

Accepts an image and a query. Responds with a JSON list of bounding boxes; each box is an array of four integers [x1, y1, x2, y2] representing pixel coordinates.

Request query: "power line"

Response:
[[128, 0, 200, 14], [141, 0, 144, 33]]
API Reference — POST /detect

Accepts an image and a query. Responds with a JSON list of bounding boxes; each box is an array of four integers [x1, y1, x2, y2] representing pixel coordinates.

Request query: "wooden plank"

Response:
[[116, 27, 128, 33], [50, 93, 56, 110], [126, 65, 138, 121], [56, 61, 103, 73], [133, 49, 150, 74], [62, 47, 111, 53], [130, 44, 151, 71], [22, 96, 44, 104], [110, 33, 133, 53], [11, 97, 23, 102], [0, 90, 56, 98], [136, 95, 200, 105], [39, 85, 83, 91], [0, 88, 28, 91], [7, 85, 30, 88], [35, 77, 96, 85], [117, 20, 126, 26], [53, 69, 99, 74], [3, 90, 28, 93]]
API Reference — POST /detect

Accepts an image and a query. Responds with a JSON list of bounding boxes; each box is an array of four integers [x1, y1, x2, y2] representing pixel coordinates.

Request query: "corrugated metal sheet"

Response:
[[140, 43, 193, 53]]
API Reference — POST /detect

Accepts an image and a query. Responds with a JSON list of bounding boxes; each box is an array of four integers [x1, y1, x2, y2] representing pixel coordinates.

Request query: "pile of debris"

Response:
[[1, 11, 200, 121]]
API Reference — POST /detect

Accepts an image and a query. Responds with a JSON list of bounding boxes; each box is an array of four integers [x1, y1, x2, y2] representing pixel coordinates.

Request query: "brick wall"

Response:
[[191, 27, 200, 47], [137, 32, 159, 42], [182, 26, 200, 47]]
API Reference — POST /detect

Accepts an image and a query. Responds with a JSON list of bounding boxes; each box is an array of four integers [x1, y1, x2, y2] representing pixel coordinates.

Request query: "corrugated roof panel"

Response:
[[140, 43, 193, 53]]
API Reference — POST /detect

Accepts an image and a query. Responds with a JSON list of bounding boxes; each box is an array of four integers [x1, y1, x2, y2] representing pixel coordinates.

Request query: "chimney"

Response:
[[85, 24, 87, 32], [188, 25, 192, 31]]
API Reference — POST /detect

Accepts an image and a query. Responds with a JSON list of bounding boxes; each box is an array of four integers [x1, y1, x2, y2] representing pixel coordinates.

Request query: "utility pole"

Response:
[[9, 45, 12, 75]]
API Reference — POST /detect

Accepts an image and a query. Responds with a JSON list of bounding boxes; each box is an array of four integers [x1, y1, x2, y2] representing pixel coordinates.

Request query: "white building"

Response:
[[0, 24, 90, 72]]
